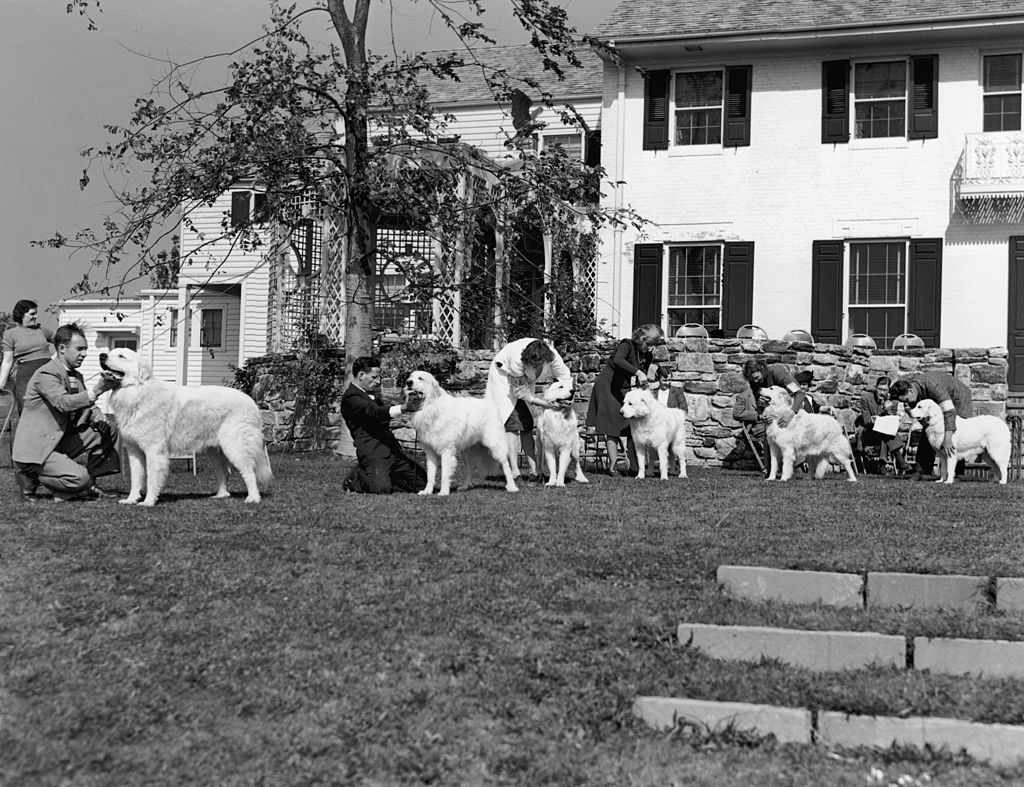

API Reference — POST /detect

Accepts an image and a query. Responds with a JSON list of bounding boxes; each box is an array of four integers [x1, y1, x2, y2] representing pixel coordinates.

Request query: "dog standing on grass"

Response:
[[99, 348, 272, 506], [909, 398, 1011, 484], [534, 380, 588, 487], [762, 386, 857, 482], [619, 388, 688, 480], [404, 370, 519, 496]]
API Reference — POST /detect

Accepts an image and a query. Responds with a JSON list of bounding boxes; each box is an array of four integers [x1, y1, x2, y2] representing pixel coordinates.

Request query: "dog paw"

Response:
[[138, 500, 157, 507], [211, 490, 231, 499], [545, 480, 557, 487], [506, 484, 520, 493], [417, 489, 433, 496], [575, 475, 589, 484], [119, 497, 139, 505], [244, 496, 260, 503]]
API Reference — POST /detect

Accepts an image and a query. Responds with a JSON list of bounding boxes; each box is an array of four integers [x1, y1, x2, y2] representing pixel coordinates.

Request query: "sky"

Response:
[[0, 0, 622, 321]]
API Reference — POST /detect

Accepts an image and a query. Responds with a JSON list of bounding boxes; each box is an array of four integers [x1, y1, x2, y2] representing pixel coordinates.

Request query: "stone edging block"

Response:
[[635, 697, 1024, 766], [819, 710, 1024, 767], [865, 572, 988, 610], [717, 565, 863, 608], [996, 578, 1024, 612], [914, 636, 1024, 678], [632, 697, 812, 743], [678, 623, 905, 672]]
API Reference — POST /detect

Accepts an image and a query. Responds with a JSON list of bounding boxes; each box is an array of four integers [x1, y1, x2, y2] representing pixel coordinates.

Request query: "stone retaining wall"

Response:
[[246, 340, 1010, 466]]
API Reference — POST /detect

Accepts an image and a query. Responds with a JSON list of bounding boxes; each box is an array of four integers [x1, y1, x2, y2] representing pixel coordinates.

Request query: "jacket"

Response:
[[12, 358, 97, 464]]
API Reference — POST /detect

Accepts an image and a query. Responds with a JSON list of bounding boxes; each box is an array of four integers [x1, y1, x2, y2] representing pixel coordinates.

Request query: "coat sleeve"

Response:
[[34, 367, 92, 414], [670, 387, 688, 411], [342, 391, 394, 424], [733, 386, 758, 423], [609, 340, 638, 375]]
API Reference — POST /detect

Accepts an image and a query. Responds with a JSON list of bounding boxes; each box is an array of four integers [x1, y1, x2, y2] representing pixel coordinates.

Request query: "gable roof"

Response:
[[591, 0, 1024, 42], [416, 44, 603, 106]]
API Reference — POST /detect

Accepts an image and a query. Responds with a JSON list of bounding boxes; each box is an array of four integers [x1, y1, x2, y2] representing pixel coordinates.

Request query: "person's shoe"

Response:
[[89, 485, 119, 499], [21, 491, 39, 503]]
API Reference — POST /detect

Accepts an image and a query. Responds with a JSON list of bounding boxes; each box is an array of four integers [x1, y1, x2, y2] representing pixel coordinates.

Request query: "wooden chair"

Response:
[[740, 422, 768, 476], [577, 425, 610, 473]]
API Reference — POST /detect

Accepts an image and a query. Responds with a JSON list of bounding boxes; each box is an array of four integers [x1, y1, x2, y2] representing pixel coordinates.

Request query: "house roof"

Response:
[[590, 0, 1024, 42], [416, 44, 603, 106]]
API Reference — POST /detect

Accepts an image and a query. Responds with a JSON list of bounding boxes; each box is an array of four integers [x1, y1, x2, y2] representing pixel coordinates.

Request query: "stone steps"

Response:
[[631, 564, 1024, 766]]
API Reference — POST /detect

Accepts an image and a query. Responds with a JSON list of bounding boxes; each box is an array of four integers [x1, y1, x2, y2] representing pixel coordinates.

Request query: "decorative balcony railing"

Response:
[[959, 131, 1024, 198]]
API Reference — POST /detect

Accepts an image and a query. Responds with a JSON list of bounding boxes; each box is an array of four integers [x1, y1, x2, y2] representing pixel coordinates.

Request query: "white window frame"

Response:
[[982, 52, 1023, 132], [851, 58, 908, 141], [537, 130, 584, 159], [670, 68, 725, 151], [198, 306, 226, 350], [168, 307, 179, 348], [663, 242, 724, 336], [842, 239, 909, 348]]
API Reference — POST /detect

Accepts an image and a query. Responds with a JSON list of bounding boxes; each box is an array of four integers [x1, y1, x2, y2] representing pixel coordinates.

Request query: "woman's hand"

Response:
[[634, 370, 648, 385]]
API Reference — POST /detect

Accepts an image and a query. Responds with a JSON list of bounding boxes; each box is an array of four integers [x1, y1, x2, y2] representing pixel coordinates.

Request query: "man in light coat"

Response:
[[13, 323, 120, 501], [485, 337, 571, 478]]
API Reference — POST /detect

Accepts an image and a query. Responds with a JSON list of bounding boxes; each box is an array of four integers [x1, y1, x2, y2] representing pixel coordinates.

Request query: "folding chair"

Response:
[[578, 425, 610, 473], [741, 422, 768, 476]]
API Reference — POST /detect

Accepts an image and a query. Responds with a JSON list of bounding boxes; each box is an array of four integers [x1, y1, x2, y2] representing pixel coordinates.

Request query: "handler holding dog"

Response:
[[12, 323, 120, 501], [890, 372, 973, 480], [485, 337, 571, 479], [340, 356, 425, 494]]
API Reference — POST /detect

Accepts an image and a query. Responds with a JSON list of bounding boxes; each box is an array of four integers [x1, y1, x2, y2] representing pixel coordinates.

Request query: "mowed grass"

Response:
[[4, 453, 1024, 786]]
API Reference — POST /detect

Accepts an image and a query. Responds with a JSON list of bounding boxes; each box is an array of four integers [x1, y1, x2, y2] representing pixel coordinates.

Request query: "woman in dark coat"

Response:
[[586, 323, 664, 474]]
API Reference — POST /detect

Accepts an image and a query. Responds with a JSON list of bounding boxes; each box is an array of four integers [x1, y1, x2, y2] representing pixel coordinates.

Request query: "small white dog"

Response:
[[909, 399, 1011, 484], [762, 387, 857, 482], [99, 348, 272, 506], [404, 370, 518, 496], [619, 388, 688, 480], [534, 380, 588, 487]]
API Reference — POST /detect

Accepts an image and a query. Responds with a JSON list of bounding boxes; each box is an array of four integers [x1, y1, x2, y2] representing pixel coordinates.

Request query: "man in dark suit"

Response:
[[890, 371, 973, 480], [12, 323, 120, 501], [339, 356, 425, 494]]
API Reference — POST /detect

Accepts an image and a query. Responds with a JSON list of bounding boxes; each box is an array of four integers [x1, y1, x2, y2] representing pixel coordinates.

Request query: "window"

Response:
[[199, 308, 223, 348], [111, 337, 138, 350], [674, 70, 723, 145], [667, 245, 722, 334], [168, 308, 178, 348], [853, 61, 906, 139], [983, 54, 1022, 132], [538, 132, 583, 159], [230, 190, 268, 228], [847, 242, 906, 347]]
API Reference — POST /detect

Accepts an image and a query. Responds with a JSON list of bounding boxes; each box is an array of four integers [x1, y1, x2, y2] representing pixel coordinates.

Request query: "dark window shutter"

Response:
[[908, 238, 942, 347], [584, 130, 602, 167], [722, 242, 755, 337], [821, 60, 850, 144], [632, 243, 664, 329], [909, 55, 939, 140], [253, 192, 268, 222], [231, 191, 251, 227], [724, 65, 752, 147], [643, 70, 670, 151], [811, 240, 844, 344]]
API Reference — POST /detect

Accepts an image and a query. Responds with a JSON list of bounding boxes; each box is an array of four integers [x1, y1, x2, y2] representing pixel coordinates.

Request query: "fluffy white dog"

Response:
[[762, 386, 857, 482], [619, 388, 688, 480], [404, 370, 518, 496], [534, 380, 588, 487], [99, 348, 272, 506], [909, 398, 1011, 484]]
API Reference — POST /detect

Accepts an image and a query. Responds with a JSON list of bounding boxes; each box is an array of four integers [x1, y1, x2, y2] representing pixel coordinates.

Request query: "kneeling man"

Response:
[[13, 323, 120, 501]]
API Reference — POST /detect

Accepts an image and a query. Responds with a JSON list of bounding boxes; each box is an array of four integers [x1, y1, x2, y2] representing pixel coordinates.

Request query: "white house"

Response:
[[589, 0, 1024, 387]]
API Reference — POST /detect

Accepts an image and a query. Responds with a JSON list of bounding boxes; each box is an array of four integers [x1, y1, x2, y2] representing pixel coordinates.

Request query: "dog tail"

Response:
[[256, 446, 274, 490]]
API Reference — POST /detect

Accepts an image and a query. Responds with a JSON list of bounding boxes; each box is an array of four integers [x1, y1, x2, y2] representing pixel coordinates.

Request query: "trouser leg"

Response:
[[36, 451, 93, 495], [390, 451, 426, 493], [915, 436, 936, 474]]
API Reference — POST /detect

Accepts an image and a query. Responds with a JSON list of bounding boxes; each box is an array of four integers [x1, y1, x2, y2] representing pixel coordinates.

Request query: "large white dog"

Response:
[[619, 388, 688, 480], [99, 348, 272, 506], [763, 387, 857, 482], [534, 380, 588, 487], [909, 398, 1011, 484], [404, 370, 518, 496]]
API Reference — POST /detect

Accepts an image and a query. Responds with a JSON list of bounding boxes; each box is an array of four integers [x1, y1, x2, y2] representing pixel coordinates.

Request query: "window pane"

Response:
[[675, 109, 722, 145], [984, 54, 1022, 92], [668, 246, 721, 308], [675, 71, 722, 108], [200, 309, 222, 347], [849, 243, 905, 305], [854, 101, 905, 138], [855, 61, 906, 99], [984, 94, 1023, 132], [541, 133, 583, 159], [848, 307, 905, 349], [169, 308, 178, 348], [669, 308, 721, 336]]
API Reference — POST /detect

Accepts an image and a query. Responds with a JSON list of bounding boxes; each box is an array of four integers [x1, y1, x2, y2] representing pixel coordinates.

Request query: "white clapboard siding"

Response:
[[57, 299, 143, 387], [179, 191, 269, 287], [185, 294, 241, 387]]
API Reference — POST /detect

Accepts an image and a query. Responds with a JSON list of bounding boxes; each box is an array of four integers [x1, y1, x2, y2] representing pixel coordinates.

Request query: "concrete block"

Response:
[[717, 565, 864, 608], [922, 717, 1024, 767], [866, 572, 987, 611], [633, 697, 812, 743], [818, 711, 926, 750], [914, 636, 1024, 678], [996, 577, 1024, 611], [678, 624, 905, 672]]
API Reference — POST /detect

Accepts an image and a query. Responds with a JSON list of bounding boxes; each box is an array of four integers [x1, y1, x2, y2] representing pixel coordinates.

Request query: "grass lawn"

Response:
[[4, 453, 1024, 786]]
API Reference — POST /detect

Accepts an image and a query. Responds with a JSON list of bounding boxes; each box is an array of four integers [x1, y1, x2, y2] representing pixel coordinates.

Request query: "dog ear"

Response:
[[425, 373, 441, 400], [776, 409, 794, 428]]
